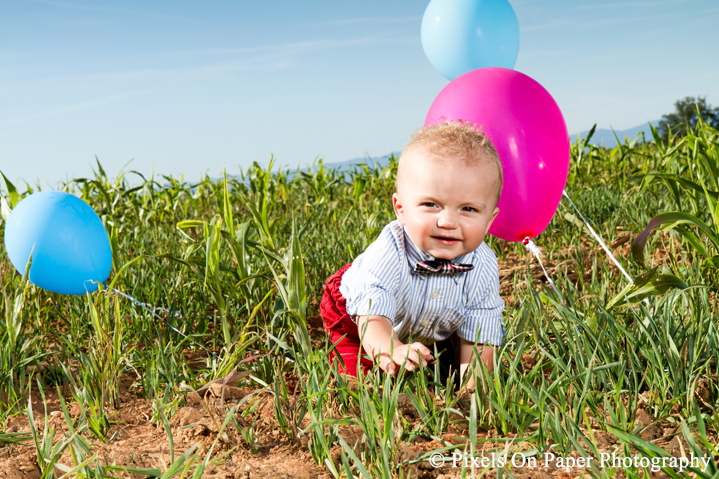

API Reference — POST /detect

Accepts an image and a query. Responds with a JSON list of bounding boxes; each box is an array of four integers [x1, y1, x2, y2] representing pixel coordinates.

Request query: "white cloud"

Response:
[[0, 91, 150, 129], [1, 33, 415, 89]]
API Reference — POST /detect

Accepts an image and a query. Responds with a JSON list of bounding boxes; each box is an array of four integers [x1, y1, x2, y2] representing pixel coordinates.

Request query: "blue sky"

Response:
[[1, 0, 718, 187]]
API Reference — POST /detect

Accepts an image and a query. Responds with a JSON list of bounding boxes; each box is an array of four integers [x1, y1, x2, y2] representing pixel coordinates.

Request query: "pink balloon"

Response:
[[425, 67, 569, 242]]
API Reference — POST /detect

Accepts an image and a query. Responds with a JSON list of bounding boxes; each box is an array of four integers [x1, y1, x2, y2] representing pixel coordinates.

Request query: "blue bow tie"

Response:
[[414, 259, 474, 275]]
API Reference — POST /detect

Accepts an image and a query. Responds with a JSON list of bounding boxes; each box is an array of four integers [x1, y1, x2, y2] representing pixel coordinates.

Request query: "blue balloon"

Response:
[[421, 0, 520, 80], [3, 191, 112, 295]]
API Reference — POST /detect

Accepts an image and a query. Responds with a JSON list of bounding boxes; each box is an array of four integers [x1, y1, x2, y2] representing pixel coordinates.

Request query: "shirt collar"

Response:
[[402, 226, 475, 270]]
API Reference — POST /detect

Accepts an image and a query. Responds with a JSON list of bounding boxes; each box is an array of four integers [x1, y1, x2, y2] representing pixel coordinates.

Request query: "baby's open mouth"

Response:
[[433, 236, 460, 244]]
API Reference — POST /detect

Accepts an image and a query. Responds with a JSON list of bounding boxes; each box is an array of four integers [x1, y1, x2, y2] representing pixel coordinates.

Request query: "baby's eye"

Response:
[[462, 206, 477, 212], [421, 202, 437, 208]]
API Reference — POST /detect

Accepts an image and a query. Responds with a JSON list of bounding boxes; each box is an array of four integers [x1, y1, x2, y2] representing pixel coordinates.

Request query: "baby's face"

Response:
[[393, 148, 500, 260]]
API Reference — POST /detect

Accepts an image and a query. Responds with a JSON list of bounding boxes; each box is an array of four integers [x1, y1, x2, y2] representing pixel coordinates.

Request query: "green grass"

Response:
[[0, 122, 718, 478]]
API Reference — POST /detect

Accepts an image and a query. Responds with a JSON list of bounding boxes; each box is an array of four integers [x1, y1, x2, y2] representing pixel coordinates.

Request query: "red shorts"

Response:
[[319, 264, 374, 376]]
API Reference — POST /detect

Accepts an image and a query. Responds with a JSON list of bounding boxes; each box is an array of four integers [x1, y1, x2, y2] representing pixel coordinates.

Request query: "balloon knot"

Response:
[[523, 238, 540, 256]]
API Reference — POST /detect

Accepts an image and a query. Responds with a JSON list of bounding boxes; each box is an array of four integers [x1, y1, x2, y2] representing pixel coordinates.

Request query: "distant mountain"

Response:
[[310, 152, 400, 173], [321, 121, 661, 173], [569, 121, 660, 148]]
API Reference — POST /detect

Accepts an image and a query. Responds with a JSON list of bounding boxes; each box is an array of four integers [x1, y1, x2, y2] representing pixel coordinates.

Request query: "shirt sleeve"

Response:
[[339, 225, 402, 321], [457, 248, 505, 346]]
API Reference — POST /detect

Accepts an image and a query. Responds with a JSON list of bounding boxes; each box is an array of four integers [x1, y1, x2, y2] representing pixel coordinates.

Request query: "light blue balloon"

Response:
[[421, 0, 520, 80], [4, 191, 112, 295]]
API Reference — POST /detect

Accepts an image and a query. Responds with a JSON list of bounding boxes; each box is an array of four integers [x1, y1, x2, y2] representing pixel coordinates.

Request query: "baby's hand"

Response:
[[378, 342, 434, 376]]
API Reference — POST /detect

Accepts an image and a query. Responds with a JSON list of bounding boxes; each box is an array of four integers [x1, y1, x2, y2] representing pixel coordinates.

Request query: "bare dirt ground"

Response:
[[0, 315, 699, 479], [0, 376, 695, 479]]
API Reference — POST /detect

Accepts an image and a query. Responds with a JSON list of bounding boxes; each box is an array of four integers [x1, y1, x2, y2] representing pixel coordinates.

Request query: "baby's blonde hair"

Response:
[[396, 121, 503, 205]]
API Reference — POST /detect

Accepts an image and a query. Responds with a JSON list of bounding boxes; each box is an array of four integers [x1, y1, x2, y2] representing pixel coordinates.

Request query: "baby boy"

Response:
[[320, 121, 504, 388]]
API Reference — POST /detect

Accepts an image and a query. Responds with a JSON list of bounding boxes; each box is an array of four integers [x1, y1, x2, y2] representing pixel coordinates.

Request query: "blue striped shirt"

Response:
[[339, 220, 505, 346]]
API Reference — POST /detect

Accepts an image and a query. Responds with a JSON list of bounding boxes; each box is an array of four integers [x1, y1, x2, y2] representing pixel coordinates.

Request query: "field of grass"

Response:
[[1, 122, 718, 478]]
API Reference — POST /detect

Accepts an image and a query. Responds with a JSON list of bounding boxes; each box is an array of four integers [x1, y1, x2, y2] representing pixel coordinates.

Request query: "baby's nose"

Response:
[[437, 210, 458, 228]]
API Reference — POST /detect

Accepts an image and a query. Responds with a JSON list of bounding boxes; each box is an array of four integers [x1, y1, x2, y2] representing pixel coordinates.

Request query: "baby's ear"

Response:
[[392, 193, 405, 223], [487, 206, 500, 229]]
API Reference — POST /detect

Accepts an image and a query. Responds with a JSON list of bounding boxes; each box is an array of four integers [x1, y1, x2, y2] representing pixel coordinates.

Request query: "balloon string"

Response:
[[561, 190, 654, 311], [523, 238, 565, 306], [108, 287, 218, 359], [562, 190, 633, 283]]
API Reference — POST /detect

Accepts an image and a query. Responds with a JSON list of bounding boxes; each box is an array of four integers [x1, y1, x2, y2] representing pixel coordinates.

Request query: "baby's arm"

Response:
[[356, 315, 434, 375], [459, 338, 495, 389]]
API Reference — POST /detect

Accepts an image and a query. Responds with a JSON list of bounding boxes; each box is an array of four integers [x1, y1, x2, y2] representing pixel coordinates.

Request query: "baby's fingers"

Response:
[[393, 351, 417, 371], [406, 350, 429, 369], [410, 342, 434, 362], [405, 352, 421, 370]]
